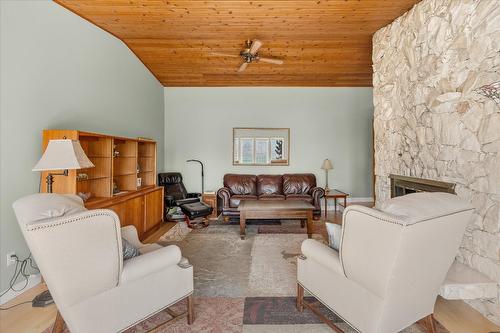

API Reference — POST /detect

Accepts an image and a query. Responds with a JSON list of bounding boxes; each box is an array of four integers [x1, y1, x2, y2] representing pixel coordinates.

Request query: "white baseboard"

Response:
[[0, 274, 41, 305], [323, 197, 373, 210]]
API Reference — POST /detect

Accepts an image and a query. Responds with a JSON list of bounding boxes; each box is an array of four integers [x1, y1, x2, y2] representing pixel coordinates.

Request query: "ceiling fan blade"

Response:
[[209, 52, 239, 58], [237, 62, 249, 72], [249, 39, 263, 55], [257, 57, 284, 65]]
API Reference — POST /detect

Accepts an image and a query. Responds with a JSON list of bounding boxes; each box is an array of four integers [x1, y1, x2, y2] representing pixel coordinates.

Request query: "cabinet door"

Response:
[[144, 189, 163, 234], [108, 196, 144, 235]]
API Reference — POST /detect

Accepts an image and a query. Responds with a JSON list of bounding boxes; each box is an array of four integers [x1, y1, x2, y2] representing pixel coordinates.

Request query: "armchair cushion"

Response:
[[121, 245, 182, 284]]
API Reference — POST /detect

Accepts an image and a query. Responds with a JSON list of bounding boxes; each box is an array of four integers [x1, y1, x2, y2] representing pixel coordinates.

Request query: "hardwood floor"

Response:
[[1, 212, 498, 333]]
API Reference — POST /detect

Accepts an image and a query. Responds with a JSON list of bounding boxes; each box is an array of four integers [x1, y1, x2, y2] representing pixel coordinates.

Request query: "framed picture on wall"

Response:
[[233, 128, 289, 166]]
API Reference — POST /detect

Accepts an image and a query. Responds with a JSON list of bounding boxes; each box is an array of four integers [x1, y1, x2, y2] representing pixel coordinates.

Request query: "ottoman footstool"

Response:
[[180, 201, 213, 229]]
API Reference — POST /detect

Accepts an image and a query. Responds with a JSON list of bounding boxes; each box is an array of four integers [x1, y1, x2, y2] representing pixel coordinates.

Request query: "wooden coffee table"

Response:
[[238, 200, 315, 240]]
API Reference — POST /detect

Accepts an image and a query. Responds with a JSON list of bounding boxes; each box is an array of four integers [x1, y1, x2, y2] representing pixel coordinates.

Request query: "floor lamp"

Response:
[[186, 159, 204, 194], [31, 139, 94, 306]]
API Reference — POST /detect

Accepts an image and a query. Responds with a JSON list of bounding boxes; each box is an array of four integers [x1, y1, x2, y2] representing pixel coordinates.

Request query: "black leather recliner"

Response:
[[158, 172, 201, 207], [158, 172, 213, 226]]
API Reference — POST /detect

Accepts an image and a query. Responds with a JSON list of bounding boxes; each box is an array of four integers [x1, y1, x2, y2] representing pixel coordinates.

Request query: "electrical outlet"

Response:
[[6, 252, 17, 267]]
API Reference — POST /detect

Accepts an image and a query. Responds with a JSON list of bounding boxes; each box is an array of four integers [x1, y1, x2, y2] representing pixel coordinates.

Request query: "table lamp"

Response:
[[33, 139, 94, 193], [321, 159, 333, 192]]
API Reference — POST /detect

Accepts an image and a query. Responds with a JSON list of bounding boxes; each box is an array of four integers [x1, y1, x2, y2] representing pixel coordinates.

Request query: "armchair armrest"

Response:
[[217, 187, 232, 208], [121, 245, 182, 284], [308, 187, 325, 209], [176, 197, 200, 206], [301, 239, 344, 276], [186, 192, 201, 199], [121, 225, 144, 249]]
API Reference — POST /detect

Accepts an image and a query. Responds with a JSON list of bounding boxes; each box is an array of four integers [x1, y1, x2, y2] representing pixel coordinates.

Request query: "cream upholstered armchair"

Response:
[[13, 193, 194, 333], [297, 192, 474, 333]]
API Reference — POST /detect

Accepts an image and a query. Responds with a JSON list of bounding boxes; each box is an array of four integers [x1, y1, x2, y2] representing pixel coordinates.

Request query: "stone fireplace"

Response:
[[372, 0, 500, 324]]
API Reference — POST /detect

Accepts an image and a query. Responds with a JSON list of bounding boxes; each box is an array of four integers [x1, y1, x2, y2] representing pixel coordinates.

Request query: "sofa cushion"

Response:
[[259, 194, 285, 200], [379, 192, 474, 224], [230, 195, 258, 208], [257, 175, 283, 196], [285, 194, 313, 203], [283, 174, 316, 195], [224, 174, 257, 195]]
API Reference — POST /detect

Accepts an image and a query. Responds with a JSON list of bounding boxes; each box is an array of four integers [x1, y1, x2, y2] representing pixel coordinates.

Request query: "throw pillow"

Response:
[[122, 238, 140, 260], [325, 222, 342, 251]]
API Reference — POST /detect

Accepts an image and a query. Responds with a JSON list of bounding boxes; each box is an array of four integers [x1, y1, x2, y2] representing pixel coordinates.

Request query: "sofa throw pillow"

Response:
[[325, 222, 342, 251], [122, 238, 140, 260]]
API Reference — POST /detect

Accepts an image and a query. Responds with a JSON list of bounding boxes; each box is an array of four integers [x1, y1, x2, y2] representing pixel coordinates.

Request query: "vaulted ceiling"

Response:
[[55, 0, 419, 87]]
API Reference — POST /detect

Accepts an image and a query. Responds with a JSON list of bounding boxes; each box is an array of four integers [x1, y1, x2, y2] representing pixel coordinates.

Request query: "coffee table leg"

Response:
[[240, 212, 246, 240], [306, 210, 313, 239]]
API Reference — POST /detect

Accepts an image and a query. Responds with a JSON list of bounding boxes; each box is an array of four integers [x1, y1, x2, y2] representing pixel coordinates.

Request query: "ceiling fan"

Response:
[[211, 39, 284, 72]]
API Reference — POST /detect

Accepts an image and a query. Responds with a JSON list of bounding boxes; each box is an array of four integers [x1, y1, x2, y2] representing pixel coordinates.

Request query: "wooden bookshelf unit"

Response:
[[40, 129, 163, 239]]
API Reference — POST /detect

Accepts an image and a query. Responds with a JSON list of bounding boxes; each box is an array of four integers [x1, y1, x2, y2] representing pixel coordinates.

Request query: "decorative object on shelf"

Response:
[[113, 179, 120, 194], [186, 159, 205, 194], [76, 173, 89, 181], [233, 128, 290, 166], [33, 139, 94, 193], [113, 144, 120, 158], [137, 177, 142, 187], [77, 192, 91, 202], [474, 81, 500, 107], [321, 159, 333, 193]]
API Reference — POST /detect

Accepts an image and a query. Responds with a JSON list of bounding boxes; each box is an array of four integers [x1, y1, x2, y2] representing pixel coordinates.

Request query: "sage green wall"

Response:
[[164, 87, 373, 198], [0, 1, 164, 292]]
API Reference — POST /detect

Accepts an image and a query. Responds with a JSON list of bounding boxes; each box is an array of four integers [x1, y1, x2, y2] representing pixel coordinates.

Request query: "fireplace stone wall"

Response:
[[372, 0, 500, 324]]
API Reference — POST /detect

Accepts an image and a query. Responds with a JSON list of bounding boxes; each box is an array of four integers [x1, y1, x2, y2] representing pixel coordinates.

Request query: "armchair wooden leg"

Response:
[[297, 284, 304, 312], [52, 311, 65, 333], [187, 294, 194, 325]]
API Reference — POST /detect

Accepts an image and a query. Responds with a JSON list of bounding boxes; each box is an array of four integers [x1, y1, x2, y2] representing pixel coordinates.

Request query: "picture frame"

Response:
[[232, 128, 290, 166]]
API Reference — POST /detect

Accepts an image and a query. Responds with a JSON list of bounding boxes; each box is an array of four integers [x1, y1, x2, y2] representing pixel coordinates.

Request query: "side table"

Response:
[[202, 192, 218, 220], [324, 190, 349, 219]]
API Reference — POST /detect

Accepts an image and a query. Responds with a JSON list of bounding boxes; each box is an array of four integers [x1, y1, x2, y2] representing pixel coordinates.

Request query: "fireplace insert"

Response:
[[389, 174, 455, 198]]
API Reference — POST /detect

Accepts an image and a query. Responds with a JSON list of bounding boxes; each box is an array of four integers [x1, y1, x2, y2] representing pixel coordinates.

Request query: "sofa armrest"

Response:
[[217, 187, 232, 208], [309, 187, 325, 210], [120, 245, 182, 284], [121, 225, 144, 249], [301, 239, 344, 276]]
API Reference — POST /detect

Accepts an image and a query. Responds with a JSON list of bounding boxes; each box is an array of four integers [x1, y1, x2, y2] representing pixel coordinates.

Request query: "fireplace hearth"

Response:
[[389, 174, 456, 198]]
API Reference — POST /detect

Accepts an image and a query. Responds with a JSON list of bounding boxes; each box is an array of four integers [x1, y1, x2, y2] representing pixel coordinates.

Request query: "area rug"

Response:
[[43, 221, 448, 333], [257, 225, 306, 234]]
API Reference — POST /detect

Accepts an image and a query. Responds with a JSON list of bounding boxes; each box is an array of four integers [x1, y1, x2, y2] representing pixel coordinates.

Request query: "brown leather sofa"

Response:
[[217, 174, 324, 219]]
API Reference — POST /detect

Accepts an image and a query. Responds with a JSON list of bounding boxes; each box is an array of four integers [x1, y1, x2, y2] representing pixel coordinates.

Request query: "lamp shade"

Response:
[[321, 159, 333, 170], [33, 140, 94, 171]]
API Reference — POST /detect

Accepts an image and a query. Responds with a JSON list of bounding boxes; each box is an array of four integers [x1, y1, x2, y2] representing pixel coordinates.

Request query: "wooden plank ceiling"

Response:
[[55, 0, 419, 87]]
